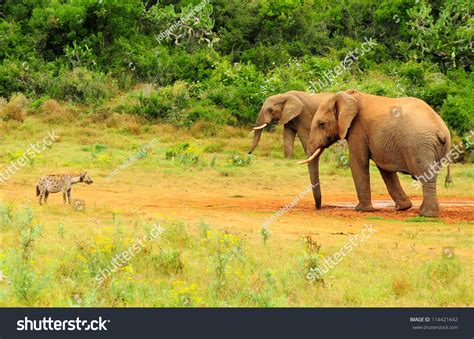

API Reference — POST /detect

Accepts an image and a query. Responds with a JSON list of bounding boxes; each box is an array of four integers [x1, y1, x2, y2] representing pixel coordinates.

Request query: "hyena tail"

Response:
[[36, 185, 40, 197]]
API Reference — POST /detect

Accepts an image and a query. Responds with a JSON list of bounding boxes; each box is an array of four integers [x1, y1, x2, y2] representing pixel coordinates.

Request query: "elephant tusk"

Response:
[[249, 130, 255, 135], [253, 123, 268, 130], [297, 148, 321, 165]]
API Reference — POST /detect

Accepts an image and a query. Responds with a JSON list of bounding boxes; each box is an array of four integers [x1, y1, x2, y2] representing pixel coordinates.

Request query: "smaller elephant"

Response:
[[248, 91, 333, 209], [300, 90, 451, 217]]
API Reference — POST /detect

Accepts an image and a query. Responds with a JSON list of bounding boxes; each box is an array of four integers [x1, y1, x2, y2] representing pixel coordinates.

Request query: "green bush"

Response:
[[228, 154, 252, 167], [0, 0, 472, 128], [165, 143, 200, 166], [440, 95, 474, 136], [49, 67, 115, 104], [131, 81, 191, 120], [181, 101, 236, 126]]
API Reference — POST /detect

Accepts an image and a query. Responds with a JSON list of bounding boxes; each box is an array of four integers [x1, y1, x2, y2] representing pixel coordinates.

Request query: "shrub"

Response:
[[440, 95, 474, 136], [423, 256, 462, 286], [0, 97, 7, 110], [0, 93, 28, 122], [228, 154, 252, 167], [206, 230, 244, 291], [170, 280, 203, 307], [421, 75, 451, 111], [2, 207, 45, 303], [0, 203, 14, 228], [330, 142, 350, 169], [301, 235, 324, 284], [179, 101, 236, 127], [128, 81, 191, 120], [399, 61, 427, 86], [152, 249, 183, 275], [165, 143, 200, 166], [49, 67, 115, 104], [38, 99, 76, 124]]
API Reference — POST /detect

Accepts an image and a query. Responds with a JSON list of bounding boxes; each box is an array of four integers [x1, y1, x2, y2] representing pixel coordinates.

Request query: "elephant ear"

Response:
[[279, 95, 304, 125], [333, 91, 358, 140]]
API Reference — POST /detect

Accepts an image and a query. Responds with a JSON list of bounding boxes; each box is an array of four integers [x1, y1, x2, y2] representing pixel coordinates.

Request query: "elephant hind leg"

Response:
[[377, 167, 412, 211], [419, 179, 440, 217], [405, 154, 440, 217]]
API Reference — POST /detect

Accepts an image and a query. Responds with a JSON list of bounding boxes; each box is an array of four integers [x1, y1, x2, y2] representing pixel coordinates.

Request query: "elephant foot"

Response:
[[395, 200, 412, 211], [355, 203, 375, 212], [419, 202, 439, 217], [419, 209, 439, 217]]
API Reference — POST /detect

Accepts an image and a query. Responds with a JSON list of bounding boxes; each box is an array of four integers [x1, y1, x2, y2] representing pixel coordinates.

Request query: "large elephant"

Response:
[[299, 90, 451, 217], [248, 91, 333, 209]]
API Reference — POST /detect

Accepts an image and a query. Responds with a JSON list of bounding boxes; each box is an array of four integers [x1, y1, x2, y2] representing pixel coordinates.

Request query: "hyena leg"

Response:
[[67, 189, 72, 205], [63, 191, 67, 204], [38, 193, 43, 205], [44, 191, 49, 204]]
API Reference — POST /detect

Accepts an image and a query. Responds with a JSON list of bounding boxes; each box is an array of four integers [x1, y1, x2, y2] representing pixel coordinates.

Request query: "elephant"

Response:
[[299, 90, 452, 217], [248, 91, 333, 209]]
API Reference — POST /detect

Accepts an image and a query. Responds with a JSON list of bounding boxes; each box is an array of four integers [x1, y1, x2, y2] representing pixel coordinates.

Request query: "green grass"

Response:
[[0, 113, 472, 307], [0, 206, 472, 307], [406, 216, 443, 223]]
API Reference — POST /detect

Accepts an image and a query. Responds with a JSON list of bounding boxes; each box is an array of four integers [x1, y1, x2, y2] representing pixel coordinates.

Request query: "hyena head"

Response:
[[80, 171, 94, 185]]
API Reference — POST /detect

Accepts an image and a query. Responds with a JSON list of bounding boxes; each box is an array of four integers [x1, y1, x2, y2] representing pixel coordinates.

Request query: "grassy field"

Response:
[[0, 111, 472, 307]]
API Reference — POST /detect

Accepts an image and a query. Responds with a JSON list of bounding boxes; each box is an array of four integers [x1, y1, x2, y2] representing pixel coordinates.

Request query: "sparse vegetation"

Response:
[[0, 0, 472, 308]]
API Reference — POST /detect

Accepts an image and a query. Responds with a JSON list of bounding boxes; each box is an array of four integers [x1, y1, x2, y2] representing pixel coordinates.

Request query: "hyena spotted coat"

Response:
[[36, 172, 93, 205]]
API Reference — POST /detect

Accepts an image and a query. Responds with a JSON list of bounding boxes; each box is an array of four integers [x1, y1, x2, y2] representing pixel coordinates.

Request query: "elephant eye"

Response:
[[318, 121, 325, 129]]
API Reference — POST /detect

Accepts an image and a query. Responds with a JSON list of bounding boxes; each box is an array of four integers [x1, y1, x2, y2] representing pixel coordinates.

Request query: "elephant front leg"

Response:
[[283, 126, 297, 159], [349, 146, 375, 212], [420, 179, 440, 217], [377, 167, 412, 211]]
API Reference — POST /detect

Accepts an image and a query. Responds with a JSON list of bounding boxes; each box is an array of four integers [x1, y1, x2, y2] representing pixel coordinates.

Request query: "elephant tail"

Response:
[[445, 164, 453, 188], [439, 131, 453, 188]]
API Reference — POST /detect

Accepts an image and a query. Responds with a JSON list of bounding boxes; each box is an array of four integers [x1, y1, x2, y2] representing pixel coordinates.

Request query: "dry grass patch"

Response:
[[0, 93, 28, 122], [38, 99, 77, 124]]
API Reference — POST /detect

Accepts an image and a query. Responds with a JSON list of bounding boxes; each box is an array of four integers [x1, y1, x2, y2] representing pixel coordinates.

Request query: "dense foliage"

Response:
[[0, 0, 472, 134]]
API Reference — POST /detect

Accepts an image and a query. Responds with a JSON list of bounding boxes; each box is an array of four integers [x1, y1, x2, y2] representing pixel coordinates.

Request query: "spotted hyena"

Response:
[[36, 172, 93, 205]]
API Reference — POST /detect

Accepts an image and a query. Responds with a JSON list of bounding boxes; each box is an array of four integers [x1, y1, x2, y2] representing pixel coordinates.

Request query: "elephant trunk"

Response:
[[248, 110, 268, 154], [248, 128, 263, 154], [308, 157, 322, 209], [306, 146, 324, 209]]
